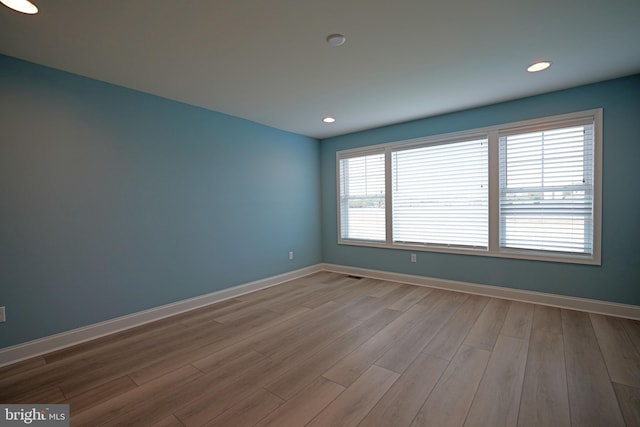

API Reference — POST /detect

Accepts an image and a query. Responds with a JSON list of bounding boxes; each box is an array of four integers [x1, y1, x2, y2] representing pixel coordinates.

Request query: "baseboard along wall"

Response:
[[0, 265, 323, 368], [1, 262, 638, 368], [321, 263, 640, 320]]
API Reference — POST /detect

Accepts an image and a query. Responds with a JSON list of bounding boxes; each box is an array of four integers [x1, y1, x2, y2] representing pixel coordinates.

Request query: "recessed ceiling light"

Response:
[[322, 117, 336, 123], [1, 0, 38, 14], [326, 34, 346, 47], [527, 61, 551, 72]]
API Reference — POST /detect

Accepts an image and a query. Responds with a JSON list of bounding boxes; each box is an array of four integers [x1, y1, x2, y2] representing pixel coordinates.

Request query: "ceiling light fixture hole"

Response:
[[527, 61, 551, 72], [1, 0, 38, 14]]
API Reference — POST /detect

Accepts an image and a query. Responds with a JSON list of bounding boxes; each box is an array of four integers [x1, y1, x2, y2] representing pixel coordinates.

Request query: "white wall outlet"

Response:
[[410, 253, 417, 263], [288, 251, 294, 260], [0, 306, 5, 323]]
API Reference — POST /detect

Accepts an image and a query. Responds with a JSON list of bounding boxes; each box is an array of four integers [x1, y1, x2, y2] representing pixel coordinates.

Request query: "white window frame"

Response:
[[338, 148, 387, 242], [336, 109, 602, 265]]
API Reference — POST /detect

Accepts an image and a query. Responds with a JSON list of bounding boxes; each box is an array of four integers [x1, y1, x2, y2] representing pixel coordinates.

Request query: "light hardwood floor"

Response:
[[1, 272, 639, 426]]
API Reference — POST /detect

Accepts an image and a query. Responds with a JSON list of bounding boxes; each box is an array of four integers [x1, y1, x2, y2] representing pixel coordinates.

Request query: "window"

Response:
[[392, 138, 488, 248], [339, 151, 385, 241], [337, 110, 602, 264], [499, 123, 594, 255]]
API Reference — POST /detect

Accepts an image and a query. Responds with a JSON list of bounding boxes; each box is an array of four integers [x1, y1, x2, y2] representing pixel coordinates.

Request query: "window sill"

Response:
[[337, 239, 601, 265]]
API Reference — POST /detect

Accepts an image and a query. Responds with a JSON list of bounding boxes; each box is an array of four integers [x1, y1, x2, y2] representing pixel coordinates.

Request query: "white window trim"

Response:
[[336, 109, 602, 265]]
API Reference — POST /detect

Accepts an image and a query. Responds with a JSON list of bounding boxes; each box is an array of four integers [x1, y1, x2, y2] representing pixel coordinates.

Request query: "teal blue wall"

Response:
[[0, 55, 322, 348], [321, 75, 640, 306]]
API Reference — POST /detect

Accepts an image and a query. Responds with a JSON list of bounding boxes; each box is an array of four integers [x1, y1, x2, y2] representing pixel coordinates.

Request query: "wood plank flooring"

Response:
[[1, 272, 638, 426]]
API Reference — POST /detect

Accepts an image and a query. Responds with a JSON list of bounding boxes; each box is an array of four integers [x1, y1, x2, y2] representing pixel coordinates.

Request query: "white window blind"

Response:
[[392, 138, 488, 248], [339, 152, 386, 241], [499, 123, 594, 254]]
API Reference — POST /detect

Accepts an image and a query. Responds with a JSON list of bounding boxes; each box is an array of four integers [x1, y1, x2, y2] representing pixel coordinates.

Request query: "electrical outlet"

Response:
[[288, 251, 294, 260], [410, 253, 417, 263], [0, 306, 5, 323]]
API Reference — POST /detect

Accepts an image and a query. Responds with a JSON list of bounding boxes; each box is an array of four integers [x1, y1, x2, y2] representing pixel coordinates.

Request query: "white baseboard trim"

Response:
[[0, 265, 323, 368], [3, 262, 638, 368], [321, 263, 640, 320]]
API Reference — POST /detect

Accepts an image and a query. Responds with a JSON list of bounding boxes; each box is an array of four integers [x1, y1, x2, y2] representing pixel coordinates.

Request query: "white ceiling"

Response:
[[1, 0, 639, 139]]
